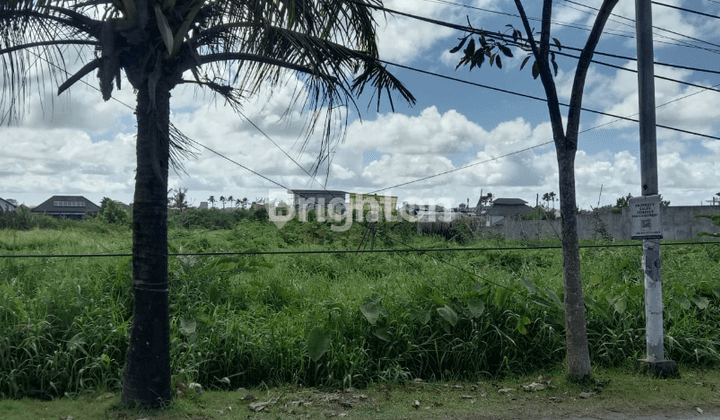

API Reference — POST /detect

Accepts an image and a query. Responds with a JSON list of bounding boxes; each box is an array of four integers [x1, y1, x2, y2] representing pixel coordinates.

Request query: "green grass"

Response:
[[1, 217, 719, 400]]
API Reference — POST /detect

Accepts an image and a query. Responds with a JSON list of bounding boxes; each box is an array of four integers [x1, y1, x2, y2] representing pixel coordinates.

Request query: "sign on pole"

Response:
[[629, 195, 663, 240]]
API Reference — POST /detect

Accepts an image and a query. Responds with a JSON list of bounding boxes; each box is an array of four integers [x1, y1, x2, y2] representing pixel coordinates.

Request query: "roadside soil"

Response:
[[3, 368, 720, 420]]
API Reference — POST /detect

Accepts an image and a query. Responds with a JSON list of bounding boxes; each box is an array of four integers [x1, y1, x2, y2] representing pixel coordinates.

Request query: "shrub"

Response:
[[97, 198, 130, 227]]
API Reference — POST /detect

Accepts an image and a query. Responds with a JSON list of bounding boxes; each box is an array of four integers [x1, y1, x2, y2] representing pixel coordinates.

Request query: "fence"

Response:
[[418, 206, 720, 241]]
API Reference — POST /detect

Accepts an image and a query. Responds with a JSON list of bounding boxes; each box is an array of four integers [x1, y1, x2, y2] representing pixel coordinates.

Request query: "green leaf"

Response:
[[307, 327, 331, 362], [712, 286, 720, 299], [521, 277, 538, 295], [532, 61, 540, 79], [692, 295, 709, 310], [675, 296, 691, 310], [479, 34, 488, 47], [499, 44, 514, 57], [179, 318, 196, 336], [360, 299, 382, 326], [432, 290, 446, 306], [471, 283, 489, 295], [519, 55, 531, 71], [467, 299, 485, 318], [618, 258, 630, 270], [171, 1, 205, 57], [437, 305, 458, 327], [471, 49, 485, 70], [154, 4, 174, 55], [545, 287, 563, 310], [530, 296, 553, 308], [409, 308, 431, 325], [463, 38, 476, 57], [99, 353, 111, 366], [516, 316, 531, 335], [496, 55, 503, 69], [67, 333, 85, 351], [629, 284, 644, 298], [583, 295, 596, 309], [373, 325, 390, 342], [449, 37, 468, 54], [495, 287, 511, 308], [552, 37, 562, 51], [613, 297, 626, 314]]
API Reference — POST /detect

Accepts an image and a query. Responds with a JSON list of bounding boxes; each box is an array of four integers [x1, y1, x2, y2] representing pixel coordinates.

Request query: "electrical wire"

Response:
[[10, 15, 720, 206], [381, 59, 720, 142], [1, 240, 718, 258], [558, 0, 720, 54], [652, 1, 720, 20]]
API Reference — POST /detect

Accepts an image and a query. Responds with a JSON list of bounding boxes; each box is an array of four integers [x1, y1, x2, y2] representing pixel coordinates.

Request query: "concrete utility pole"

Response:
[[634, 0, 677, 376]]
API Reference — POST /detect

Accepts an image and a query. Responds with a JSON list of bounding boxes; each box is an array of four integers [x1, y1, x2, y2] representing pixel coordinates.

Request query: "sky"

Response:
[[1, 0, 719, 212]]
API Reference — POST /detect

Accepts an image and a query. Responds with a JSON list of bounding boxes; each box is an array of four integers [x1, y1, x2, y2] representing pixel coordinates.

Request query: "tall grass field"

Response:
[[1, 209, 719, 399]]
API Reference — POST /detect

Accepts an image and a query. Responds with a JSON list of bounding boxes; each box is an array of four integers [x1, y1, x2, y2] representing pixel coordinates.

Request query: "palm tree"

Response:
[[542, 192, 551, 209], [219, 195, 226, 209], [227, 195, 233, 210], [1, 0, 414, 407], [241, 197, 248, 210], [235, 197, 241, 209], [208, 195, 216, 209], [171, 187, 189, 212]]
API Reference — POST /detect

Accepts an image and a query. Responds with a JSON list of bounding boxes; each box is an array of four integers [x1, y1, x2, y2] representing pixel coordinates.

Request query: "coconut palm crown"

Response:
[[1, 0, 415, 407]]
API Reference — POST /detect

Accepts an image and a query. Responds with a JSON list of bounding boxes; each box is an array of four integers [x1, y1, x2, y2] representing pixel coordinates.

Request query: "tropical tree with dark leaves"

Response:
[[1, 0, 414, 407]]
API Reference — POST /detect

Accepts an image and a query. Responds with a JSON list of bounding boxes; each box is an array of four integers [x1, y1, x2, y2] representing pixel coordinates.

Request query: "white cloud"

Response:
[[344, 106, 484, 155], [375, 0, 501, 63]]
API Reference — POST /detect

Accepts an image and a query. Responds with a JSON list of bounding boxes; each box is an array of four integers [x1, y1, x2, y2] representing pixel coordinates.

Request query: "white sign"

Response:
[[629, 195, 663, 239]]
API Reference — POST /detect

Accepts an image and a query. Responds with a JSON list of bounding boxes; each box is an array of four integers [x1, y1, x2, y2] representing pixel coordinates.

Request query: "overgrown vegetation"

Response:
[[0, 215, 718, 399]]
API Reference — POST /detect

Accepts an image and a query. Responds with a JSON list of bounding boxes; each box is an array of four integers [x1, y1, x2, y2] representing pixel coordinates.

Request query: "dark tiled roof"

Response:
[[32, 195, 101, 215], [491, 198, 528, 206], [0, 197, 17, 211], [485, 198, 533, 216]]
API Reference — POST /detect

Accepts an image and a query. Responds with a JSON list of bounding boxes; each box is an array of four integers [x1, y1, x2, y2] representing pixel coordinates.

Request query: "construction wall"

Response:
[[418, 206, 720, 241]]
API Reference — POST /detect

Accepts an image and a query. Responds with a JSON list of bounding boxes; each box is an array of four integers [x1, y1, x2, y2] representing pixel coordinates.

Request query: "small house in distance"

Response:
[[484, 198, 533, 226], [0, 197, 17, 213], [32, 195, 101, 220]]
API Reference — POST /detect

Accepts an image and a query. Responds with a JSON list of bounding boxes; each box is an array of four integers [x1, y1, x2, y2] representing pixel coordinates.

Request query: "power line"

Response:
[[424, 0, 712, 53], [2, 240, 718, 258], [558, 0, 720, 54], [382, 59, 720, 141], [652, 1, 720, 20], [371, 0, 720, 76], [552, 50, 720, 95], [11, 21, 720, 204]]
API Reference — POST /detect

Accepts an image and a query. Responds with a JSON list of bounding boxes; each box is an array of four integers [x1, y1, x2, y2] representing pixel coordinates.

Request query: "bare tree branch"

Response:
[[566, 0, 620, 143], [513, 0, 565, 141]]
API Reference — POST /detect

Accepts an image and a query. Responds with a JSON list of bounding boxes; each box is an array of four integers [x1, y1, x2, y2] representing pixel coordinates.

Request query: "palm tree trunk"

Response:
[[121, 82, 172, 407], [557, 144, 591, 378]]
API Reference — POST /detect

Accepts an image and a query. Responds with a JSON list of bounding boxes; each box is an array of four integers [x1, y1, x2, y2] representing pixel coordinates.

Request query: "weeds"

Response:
[[0, 217, 718, 399]]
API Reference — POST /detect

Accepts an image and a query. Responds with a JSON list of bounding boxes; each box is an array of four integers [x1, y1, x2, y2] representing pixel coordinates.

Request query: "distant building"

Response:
[[289, 189, 348, 214], [402, 203, 445, 216], [484, 198, 533, 226], [198, 201, 209, 210], [32, 195, 101, 220], [0, 197, 17, 213]]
